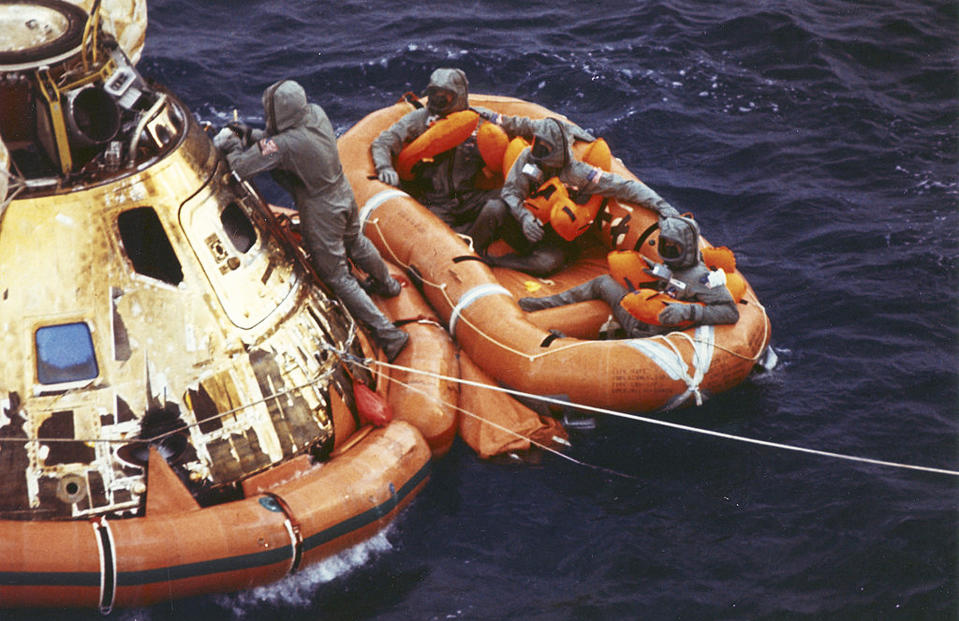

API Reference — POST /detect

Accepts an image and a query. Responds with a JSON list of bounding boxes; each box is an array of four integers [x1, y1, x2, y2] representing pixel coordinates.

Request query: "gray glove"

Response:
[[565, 122, 595, 143], [213, 127, 243, 153], [520, 211, 544, 243], [378, 167, 400, 186], [658, 303, 699, 326]]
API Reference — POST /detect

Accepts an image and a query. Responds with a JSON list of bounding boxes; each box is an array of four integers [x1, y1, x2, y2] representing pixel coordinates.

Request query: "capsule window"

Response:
[[35, 322, 99, 385], [117, 207, 183, 284], [220, 202, 256, 253]]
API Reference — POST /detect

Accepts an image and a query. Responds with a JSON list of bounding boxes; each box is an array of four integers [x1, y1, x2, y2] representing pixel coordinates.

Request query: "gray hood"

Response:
[[425, 68, 469, 115], [658, 215, 701, 269], [530, 118, 572, 170], [263, 79, 309, 134]]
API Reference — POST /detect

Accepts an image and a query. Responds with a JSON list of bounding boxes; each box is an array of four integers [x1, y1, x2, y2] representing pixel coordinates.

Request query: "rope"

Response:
[[364, 358, 637, 480], [364, 214, 771, 366], [2, 342, 952, 478], [372, 360, 959, 478]]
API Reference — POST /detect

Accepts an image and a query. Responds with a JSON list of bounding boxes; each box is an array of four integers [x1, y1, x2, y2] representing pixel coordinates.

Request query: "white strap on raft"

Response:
[[360, 189, 410, 227], [449, 283, 511, 337], [627, 325, 716, 409]]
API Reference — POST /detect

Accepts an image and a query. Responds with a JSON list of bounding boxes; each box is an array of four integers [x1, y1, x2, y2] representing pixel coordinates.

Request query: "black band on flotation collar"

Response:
[[540, 329, 566, 348], [452, 255, 488, 264], [406, 264, 424, 289], [633, 221, 660, 251]]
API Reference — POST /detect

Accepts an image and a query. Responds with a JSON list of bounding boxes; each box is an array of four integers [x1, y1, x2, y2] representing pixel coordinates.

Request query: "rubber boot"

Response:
[[375, 328, 409, 362], [518, 276, 608, 311], [360, 274, 402, 298]]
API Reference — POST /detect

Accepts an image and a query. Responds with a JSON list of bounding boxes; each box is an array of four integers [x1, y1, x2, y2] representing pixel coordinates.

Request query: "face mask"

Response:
[[531, 136, 553, 160], [658, 237, 683, 260], [427, 89, 454, 114]]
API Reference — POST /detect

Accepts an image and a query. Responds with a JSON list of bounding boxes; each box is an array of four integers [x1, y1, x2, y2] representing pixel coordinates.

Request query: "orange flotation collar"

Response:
[[396, 109, 480, 180]]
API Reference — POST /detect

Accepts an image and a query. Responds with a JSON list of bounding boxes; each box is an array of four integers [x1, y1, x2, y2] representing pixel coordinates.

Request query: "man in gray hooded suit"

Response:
[[518, 214, 739, 337], [492, 118, 683, 276], [371, 67, 591, 256], [215, 79, 409, 361]]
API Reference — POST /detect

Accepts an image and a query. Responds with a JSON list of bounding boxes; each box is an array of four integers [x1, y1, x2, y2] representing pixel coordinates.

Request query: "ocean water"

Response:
[[8, 0, 957, 619]]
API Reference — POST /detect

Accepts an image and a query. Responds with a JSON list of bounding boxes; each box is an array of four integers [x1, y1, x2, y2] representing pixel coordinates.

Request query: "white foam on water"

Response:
[[214, 528, 395, 616]]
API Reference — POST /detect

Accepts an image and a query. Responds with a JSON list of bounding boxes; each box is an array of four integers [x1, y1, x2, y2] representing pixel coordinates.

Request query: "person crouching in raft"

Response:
[[488, 119, 682, 277], [371, 67, 591, 255], [518, 215, 739, 337], [215, 79, 409, 361]]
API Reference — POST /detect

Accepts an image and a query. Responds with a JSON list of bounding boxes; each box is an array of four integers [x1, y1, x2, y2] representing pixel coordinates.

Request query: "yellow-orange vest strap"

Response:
[[396, 110, 480, 180]]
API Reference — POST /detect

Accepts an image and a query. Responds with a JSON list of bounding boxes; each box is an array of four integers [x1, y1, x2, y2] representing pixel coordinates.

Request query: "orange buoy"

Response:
[[396, 109, 480, 180]]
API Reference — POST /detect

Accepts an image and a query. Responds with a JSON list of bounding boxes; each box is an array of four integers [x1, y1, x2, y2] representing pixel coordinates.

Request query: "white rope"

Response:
[[369, 363, 636, 479], [373, 360, 959, 478]]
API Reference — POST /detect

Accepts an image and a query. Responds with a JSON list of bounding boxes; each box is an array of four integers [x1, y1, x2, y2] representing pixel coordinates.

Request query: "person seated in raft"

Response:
[[371, 67, 591, 255], [214, 79, 409, 361], [518, 215, 740, 337], [485, 119, 683, 277]]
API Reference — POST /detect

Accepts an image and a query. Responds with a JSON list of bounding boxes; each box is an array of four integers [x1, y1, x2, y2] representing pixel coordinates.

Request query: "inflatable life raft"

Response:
[[339, 95, 772, 412]]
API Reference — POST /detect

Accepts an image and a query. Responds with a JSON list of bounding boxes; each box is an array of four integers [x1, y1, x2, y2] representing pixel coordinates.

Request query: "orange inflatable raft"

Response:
[[339, 95, 773, 413]]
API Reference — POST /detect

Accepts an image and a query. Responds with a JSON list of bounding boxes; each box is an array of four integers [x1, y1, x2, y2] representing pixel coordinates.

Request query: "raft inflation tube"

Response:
[[0, 424, 429, 609], [340, 95, 772, 413]]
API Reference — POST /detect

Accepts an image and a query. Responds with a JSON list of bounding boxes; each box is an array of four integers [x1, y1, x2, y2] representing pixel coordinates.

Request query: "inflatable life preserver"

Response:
[[499, 137, 614, 241], [612, 245, 747, 327], [396, 110, 480, 180], [620, 290, 700, 328], [475, 121, 509, 188]]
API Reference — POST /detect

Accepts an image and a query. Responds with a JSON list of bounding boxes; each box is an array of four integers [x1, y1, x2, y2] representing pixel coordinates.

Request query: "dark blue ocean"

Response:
[[10, 1, 958, 619]]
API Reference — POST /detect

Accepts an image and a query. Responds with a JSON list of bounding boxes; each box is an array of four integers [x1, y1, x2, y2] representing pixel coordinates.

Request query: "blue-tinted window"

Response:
[[35, 322, 99, 384]]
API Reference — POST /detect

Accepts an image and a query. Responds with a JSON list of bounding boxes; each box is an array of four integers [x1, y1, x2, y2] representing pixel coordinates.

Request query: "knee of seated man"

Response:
[[527, 248, 567, 276], [479, 198, 508, 221]]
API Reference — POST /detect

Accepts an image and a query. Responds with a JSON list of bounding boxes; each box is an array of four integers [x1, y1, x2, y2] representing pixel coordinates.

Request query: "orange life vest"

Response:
[[501, 137, 614, 241], [477, 121, 509, 185], [396, 110, 480, 180], [611, 245, 746, 327]]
